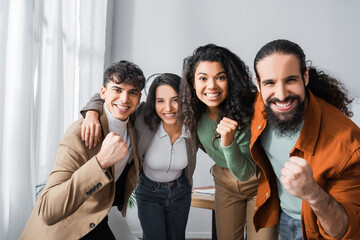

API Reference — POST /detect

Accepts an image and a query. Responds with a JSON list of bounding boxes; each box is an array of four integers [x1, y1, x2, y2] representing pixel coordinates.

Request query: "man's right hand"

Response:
[[81, 111, 101, 149], [96, 132, 128, 170]]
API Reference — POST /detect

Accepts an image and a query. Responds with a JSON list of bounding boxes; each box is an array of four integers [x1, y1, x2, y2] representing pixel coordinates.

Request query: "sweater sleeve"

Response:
[[221, 125, 256, 182], [80, 93, 104, 118]]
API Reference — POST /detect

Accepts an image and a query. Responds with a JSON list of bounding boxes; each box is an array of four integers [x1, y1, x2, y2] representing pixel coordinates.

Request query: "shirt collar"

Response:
[[158, 121, 189, 139], [251, 90, 321, 156]]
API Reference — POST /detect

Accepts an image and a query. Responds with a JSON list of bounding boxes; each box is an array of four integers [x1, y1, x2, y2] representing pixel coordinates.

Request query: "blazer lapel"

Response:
[[99, 106, 115, 178], [128, 120, 140, 177]]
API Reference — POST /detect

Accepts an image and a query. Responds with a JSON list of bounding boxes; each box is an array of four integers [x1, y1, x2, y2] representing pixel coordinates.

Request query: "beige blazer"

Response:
[[20, 109, 140, 240]]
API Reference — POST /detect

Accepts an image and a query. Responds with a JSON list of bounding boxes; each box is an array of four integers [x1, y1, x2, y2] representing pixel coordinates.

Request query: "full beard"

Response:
[[265, 95, 305, 138]]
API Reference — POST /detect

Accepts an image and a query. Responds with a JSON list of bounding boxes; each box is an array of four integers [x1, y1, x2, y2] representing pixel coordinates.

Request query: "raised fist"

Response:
[[216, 117, 238, 146], [96, 132, 128, 169]]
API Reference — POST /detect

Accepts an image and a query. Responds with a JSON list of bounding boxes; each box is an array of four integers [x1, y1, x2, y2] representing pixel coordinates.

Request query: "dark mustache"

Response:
[[266, 96, 299, 105]]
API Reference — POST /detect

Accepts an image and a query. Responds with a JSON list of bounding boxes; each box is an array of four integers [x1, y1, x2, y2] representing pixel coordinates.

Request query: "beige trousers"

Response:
[[211, 164, 278, 240]]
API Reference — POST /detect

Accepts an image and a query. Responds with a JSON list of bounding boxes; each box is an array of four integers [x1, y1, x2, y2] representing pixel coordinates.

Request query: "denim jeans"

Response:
[[279, 210, 303, 240], [135, 171, 192, 240]]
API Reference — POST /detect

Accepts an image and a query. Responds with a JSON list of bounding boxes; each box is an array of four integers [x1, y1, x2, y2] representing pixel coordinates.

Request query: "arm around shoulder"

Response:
[[80, 93, 104, 117]]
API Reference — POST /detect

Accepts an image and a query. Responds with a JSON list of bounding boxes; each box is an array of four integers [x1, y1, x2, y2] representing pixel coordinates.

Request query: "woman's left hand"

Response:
[[216, 117, 238, 146]]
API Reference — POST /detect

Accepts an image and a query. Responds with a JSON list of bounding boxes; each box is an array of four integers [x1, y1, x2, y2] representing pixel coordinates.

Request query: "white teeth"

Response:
[[164, 113, 175, 117], [205, 93, 220, 98], [275, 102, 291, 108], [117, 105, 129, 110]]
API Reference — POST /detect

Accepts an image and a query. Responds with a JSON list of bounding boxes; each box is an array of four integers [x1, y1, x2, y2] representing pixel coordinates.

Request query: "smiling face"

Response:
[[256, 53, 309, 121], [155, 84, 179, 127], [101, 80, 141, 121], [193, 61, 228, 114], [256, 53, 309, 136]]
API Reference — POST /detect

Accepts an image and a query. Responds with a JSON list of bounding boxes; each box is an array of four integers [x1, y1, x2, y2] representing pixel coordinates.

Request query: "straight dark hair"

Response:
[[144, 73, 181, 130]]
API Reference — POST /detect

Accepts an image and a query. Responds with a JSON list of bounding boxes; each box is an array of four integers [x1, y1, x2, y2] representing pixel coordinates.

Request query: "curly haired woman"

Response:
[[180, 44, 278, 240]]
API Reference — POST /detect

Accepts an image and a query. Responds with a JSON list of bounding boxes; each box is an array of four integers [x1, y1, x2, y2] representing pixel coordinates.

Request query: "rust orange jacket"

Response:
[[250, 90, 360, 239]]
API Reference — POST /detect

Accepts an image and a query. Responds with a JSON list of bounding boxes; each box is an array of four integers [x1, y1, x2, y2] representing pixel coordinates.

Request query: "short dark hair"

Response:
[[144, 73, 181, 130], [254, 39, 353, 117], [103, 60, 145, 91]]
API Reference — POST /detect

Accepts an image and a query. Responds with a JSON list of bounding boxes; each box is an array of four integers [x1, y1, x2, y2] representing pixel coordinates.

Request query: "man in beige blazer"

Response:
[[21, 60, 145, 239]]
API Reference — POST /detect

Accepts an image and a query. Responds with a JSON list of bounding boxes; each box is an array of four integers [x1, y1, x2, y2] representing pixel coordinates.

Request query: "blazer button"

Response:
[[258, 125, 262, 130], [266, 192, 269, 197], [90, 222, 95, 228]]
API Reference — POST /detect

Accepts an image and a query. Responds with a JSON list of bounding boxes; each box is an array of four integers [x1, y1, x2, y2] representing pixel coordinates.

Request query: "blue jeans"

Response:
[[279, 210, 303, 240], [135, 171, 192, 240]]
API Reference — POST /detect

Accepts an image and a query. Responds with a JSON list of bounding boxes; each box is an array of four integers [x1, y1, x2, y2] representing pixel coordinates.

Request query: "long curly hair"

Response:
[[254, 39, 353, 117], [179, 44, 257, 139], [143, 73, 181, 130]]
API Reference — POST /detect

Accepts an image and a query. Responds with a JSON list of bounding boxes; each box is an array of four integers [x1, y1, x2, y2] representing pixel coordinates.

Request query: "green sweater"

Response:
[[197, 113, 255, 182]]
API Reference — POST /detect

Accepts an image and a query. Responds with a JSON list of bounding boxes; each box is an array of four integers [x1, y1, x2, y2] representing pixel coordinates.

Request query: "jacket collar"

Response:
[[128, 119, 139, 177], [252, 90, 321, 156], [250, 92, 268, 148], [99, 106, 109, 138], [292, 90, 321, 156]]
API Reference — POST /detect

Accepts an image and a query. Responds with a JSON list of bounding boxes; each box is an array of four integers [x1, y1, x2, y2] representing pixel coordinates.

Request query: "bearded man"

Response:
[[250, 39, 360, 240]]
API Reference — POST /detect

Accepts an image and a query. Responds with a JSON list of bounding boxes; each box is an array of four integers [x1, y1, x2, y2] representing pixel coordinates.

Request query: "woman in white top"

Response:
[[81, 73, 196, 240]]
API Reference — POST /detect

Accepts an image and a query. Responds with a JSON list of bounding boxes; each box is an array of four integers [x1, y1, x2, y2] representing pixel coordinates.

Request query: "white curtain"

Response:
[[0, 0, 108, 238]]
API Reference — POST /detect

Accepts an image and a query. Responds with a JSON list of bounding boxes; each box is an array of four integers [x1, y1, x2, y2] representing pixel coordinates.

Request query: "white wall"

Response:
[[106, 0, 360, 98], [104, 0, 360, 237], [351, 99, 360, 126]]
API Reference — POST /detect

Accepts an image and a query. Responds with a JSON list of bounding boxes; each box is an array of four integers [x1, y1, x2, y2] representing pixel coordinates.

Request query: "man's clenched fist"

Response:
[[96, 132, 128, 170]]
